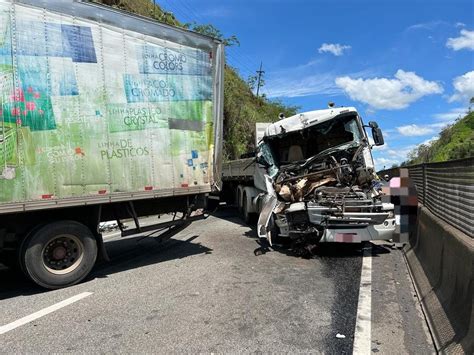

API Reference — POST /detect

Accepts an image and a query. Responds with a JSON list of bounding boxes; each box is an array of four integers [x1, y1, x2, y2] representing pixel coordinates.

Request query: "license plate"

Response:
[[335, 233, 361, 243]]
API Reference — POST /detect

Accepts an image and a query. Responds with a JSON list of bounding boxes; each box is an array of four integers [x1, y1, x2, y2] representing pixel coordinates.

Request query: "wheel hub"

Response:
[[42, 235, 84, 275], [52, 246, 67, 260]]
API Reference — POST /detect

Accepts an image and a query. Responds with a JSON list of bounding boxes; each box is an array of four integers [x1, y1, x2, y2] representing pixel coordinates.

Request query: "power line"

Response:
[[160, 0, 193, 24], [171, 0, 259, 72], [174, 0, 205, 24], [175, 1, 256, 70], [226, 47, 257, 75], [227, 54, 254, 75], [157, 0, 259, 83]]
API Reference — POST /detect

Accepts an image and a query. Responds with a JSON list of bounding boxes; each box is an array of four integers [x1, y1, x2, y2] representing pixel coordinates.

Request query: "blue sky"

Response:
[[159, 0, 474, 169]]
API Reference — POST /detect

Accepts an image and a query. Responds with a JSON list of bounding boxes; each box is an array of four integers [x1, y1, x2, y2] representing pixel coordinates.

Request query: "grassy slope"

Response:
[[406, 111, 474, 165], [430, 112, 474, 162], [92, 0, 180, 26], [95, 0, 298, 159], [223, 67, 298, 159]]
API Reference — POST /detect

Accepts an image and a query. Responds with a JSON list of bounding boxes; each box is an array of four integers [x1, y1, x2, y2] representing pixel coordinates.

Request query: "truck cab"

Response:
[[222, 106, 396, 249]]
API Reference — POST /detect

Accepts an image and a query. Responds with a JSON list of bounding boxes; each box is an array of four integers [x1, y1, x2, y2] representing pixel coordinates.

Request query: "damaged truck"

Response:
[[222, 106, 396, 252]]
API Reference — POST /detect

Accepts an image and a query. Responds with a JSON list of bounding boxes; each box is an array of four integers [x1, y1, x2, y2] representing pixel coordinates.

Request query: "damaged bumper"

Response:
[[320, 223, 395, 243], [271, 201, 395, 243]]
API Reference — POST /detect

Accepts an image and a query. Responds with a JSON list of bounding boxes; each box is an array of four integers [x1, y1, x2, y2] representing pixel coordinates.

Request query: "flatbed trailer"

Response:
[[221, 158, 261, 222]]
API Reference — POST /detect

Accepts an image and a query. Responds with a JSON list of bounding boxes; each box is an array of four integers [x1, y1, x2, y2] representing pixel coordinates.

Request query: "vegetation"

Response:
[[94, 0, 299, 159], [401, 109, 474, 166], [92, 0, 180, 26], [222, 69, 298, 159]]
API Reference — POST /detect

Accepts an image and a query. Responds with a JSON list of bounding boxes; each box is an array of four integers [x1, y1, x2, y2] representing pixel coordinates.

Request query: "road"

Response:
[[0, 207, 433, 353]]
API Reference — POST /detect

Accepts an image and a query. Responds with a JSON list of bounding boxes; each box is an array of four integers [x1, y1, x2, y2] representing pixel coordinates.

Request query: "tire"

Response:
[[237, 188, 243, 214], [206, 196, 219, 212], [20, 221, 98, 289], [241, 192, 250, 224], [241, 192, 258, 225]]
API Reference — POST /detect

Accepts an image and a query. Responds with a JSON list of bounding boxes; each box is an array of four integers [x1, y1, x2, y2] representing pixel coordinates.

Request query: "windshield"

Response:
[[265, 113, 363, 165]]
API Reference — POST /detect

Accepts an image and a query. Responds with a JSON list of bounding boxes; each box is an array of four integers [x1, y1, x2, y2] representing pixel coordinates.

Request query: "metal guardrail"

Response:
[[379, 158, 474, 238]]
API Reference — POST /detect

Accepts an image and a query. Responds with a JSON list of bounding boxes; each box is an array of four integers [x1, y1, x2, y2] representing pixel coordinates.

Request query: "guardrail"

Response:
[[380, 158, 474, 353], [379, 157, 474, 238]]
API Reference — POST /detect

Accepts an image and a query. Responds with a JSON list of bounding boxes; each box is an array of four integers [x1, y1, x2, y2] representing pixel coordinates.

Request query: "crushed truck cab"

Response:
[[224, 106, 396, 246], [258, 107, 395, 245]]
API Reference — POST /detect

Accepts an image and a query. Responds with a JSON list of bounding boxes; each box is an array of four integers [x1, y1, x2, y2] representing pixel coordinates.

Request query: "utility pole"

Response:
[[256, 61, 265, 97]]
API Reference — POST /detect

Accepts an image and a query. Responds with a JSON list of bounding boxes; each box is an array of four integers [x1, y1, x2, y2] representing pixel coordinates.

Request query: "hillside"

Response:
[[403, 111, 474, 165], [93, 0, 299, 159]]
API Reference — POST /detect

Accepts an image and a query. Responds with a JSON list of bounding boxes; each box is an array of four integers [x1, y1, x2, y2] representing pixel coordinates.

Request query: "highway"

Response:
[[0, 207, 433, 353]]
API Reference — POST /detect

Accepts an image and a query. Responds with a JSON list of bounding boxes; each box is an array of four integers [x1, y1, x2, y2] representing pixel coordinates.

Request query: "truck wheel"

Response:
[[241, 192, 254, 224], [237, 187, 243, 213], [20, 221, 98, 289], [241, 192, 248, 223]]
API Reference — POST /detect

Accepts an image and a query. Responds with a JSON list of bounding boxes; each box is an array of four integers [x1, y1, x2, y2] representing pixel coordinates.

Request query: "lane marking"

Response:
[[0, 292, 93, 335], [353, 245, 372, 354]]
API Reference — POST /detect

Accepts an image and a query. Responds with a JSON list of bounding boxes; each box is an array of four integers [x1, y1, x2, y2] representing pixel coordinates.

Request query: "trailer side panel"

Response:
[[0, 0, 223, 213]]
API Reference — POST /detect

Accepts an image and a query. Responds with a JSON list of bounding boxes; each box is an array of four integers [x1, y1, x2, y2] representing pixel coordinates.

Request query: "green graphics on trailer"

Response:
[[0, 1, 215, 203]]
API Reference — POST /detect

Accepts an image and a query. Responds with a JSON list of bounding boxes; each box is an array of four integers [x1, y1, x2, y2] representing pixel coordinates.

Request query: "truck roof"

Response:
[[15, 0, 220, 51], [265, 107, 358, 137]]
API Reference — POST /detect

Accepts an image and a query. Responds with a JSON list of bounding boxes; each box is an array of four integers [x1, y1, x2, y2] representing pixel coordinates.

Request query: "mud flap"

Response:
[[257, 195, 278, 246]]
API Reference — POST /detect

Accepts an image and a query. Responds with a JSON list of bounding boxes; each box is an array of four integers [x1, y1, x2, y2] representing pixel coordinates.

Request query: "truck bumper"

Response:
[[273, 214, 396, 243]]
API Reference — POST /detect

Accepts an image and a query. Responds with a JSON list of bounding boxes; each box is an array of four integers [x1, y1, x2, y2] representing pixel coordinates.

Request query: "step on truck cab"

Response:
[[0, 0, 224, 289], [222, 105, 396, 248]]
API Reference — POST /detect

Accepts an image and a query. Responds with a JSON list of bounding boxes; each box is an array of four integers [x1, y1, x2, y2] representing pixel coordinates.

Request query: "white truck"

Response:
[[0, 0, 224, 288], [222, 106, 396, 252]]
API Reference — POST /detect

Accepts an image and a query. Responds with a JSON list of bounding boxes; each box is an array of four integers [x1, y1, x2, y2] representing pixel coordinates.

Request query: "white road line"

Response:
[[353, 245, 372, 354], [0, 292, 93, 335]]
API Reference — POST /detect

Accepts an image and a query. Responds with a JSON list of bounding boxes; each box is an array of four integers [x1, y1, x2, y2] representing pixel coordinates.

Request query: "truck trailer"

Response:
[[0, 0, 224, 288], [222, 106, 396, 253]]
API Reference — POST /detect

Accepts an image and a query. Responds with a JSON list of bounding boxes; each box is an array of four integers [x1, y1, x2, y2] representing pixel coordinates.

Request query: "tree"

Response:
[[155, 11, 178, 26], [247, 75, 257, 91], [184, 23, 240, 47], [247, 70, 265, 95]]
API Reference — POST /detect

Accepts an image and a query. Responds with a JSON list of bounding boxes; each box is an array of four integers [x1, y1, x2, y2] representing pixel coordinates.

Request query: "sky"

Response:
[[158, 0, 474, 169]]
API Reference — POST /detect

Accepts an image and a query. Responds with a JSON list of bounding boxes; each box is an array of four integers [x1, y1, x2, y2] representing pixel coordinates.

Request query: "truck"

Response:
[[222, 106, 396, 254], [0, 0, 224, 288]]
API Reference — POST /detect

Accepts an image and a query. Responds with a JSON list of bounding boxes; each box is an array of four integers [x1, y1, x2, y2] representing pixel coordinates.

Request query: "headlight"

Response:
[[387, 210, 395, 219]]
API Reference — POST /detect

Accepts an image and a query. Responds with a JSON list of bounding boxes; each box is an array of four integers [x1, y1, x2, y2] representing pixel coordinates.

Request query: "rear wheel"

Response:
[[241, 192, 258, 225], [242, 192, 249, 223], [20, 221, 98, 289], [237, 187, 243, 214]]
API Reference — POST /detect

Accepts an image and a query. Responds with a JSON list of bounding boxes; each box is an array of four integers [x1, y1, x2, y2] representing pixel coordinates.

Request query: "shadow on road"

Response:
[[0, 231, 212, 300], [0, 267, 44, 300], [91, 233, 212, 280], [256, 238, 391, 259], [213, 205, 393, 259]]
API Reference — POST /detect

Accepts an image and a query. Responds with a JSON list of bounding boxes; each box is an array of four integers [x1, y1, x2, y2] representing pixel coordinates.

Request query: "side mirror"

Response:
[[368, 121, 378, 129], [368, 121, 384, 146]]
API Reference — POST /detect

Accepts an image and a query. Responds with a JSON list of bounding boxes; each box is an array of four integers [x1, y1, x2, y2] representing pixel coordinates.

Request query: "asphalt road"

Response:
[[0, 207, 433, 353]]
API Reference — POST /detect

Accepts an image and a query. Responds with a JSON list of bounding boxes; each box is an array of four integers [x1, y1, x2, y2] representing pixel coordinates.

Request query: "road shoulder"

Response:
[[370, 241, 434, 354]]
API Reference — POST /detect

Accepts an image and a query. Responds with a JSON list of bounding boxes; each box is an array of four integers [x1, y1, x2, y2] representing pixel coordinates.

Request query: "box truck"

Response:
[[0, 0, 224, 288], [222, 107, 396, 255]]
